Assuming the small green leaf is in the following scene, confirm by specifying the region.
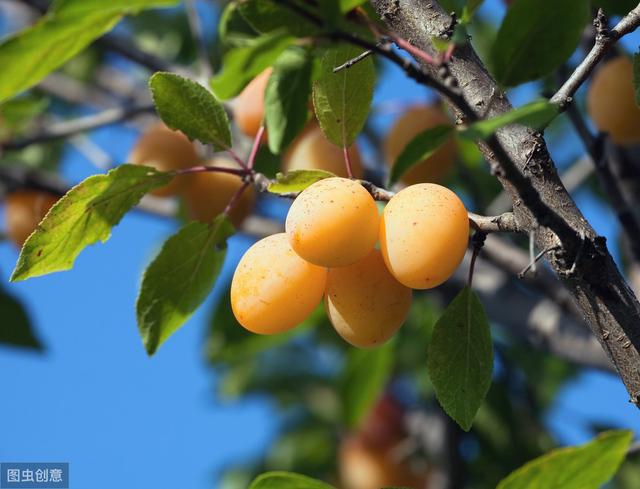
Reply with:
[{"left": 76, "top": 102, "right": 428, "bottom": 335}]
[
  {"left": 491, "top": 0, "right": 589, "bottom": 86},
  {"left": 210, "top": 30, "right": 295, "bottom": 100},
  {"left": 149, "top": 72, "right": 231, "bottom": 150},
  {"left": 313, "top": 44, "right": 375, "bottom": 147},
  {"left": 250, "top": 472, "right": 335, "bottom": 489},
  {"left": 427, "top": 286, "right": 493, "bottom": 431},
  {"left": 497, "top": 430, "right": 633, "bottom": 489},
  {"left": 633, "top": 52, "right": 640, "bottom": 107},
  {"left": 389, "top": 125, "right": 454, "bottom": 186},
  {"left": 265, "top": 46, "right": 313, "bottom": 154},
  {"left": 137, "top": 215, "right": 235, "bottom": 355},
  {"left": 460, "top": 100, "right": 558, "bottom": 140},
  {"left": 267, "top": 170, "right": 336, "bottom": 194},
  {"left": 218, "top": 2, "right": 258, "bottom": 46},
  {"left": 461, "top": 0, "right": 484, "bottom": 23},
  {"left": 341, "top": 342, "right": 394, "bottom": 428},
  {"left": 237, "top": 0, "right": 320, "bottom": 37},
  {"left": 11, "top": 165, "right": 171, "bottom": 281},
  {"left": 0, "top": 0, "right": 177, "bottom": 103},
  {"left": 339, "top": 0, "right": 367, "bottom": 13},
  {"left": 0, "top": 287, "right": 42, "bottom": 350}
]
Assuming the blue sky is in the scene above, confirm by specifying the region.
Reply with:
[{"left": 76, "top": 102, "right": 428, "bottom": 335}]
[{"left": 1, "top": 1, "right": 640, "bottom": 488}]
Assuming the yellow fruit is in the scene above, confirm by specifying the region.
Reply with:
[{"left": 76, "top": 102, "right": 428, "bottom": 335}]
[
  {"left": 339, "top": 435, "right": 427, "bottom": 489},
  {"left": 5, "top": 190, "right": 59, "bottom": 247},
  {"left": 184, "top": 158, "right": 255, "bottom": 228},
  {"left": 231, "top": 233, "right": 327, "bottom": 334},
  {"left": 128, "top": 122, "right": 199, "bottom": 197},
  {"left": 587, "top": 56, "right": 640, "bottom": 144},
  {"left": 283, "top": 123, "right": 364, "bottom": 178},
  {"left": 384, "top": 104, "right": 457, "bottom": 185},
  {"left": 285, "top": 177, "right": 379, "bottom": 267},
  {"left": 380, "top": 183, "right": 468, "bottom": 289},
  {"left": 325, "top": 250, "right": 412, "bottom": 348},
  {"left": 233, "top": 68, "right": 272, "bottom": 138}
]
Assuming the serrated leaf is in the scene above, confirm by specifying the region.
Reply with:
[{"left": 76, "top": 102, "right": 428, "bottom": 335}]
[
  {"left": 427, "top": 286, "right": 493, "bottom": 431},
  {"left": 237, "top": 0, "right": 320, "bottom": 37},
  {"left": 389, "top": 125, "right": 454, "bottom": 186},
  {"left": 313, "top": 44, "right": 375, "bottom": 147},
  {"left": 210, "top": 30, "right": 295, "bottom": 100},
  {"left": 341, "top": 342, "right": 394, "bottom": 428},
  {"left": 633, "top": 52, "right": 640, "bottom": 107},
  {"left": 267, "top": 170, "right": 336, "bottom": 194},
  {"left": 11, "top": 165, "right": 171, "bottom": 281},
  {"left": 497, "top": 430, "right": 633, "bottom": 489},
  {"left": 137, "top": 215, "right": 235, "bottom": 355},
  {"left": 265, "top": 46, "right": 313, "bottom": 153},
  {"left": 250, "top": 472, "right": 335, "bottom": 489},
  {"left": 491, "top": 0, "right": 589, "bottom": 86},
  {"left": 149, "top": 72, "right": 231, "bottom": 150},
  {"left": 460, "top": 99, "right": 558, "bottom": 140},
  {"left": 0, "top": 0, "right": 177, "bottom": 103},
  {"left": 0, "top": 287, "right": 42, "bottom": 351}
]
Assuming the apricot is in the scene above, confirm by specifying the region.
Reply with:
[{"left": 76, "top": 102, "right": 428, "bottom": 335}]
[
  {"left": 384, "top": 104, "right": 457, "bottom": 185},
  {"left": 587, "top": 56, "right": 640, "bottom": 144},
  {"left": 183, "top": 158, "right": 255, "bottom": 228},
  {"left": 325, "top": 249, "right": 412, "bottom": 348},
  {"left": 339, "top": 435, "right": 427, "bottom": 489},
  {"left": 128, "top": 122, "right": 199, "bottom": 197},
  {"left": 285, "top": 177, "right": 379, "bottom": 267},
  {"left": 5, "top": 190, "right": 58, "bottom": 247},
  {"left": 380, "top": 183, "right": 468, "bottom": 289},
  {"left": 230, "top": 233, "right": 327, "bottom": 334},
  {"left": 233, "top": 68, "right": 272, "bottom": 138},
  {"left": 283, "top": 123, "right": 364, "bottom": 178}
]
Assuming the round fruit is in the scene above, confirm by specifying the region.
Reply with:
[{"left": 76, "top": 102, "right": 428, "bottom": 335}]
[
  {"left": 283, "top": 123, "right": 364, "bottom": 179},
  {"left": 325, "top": 249, "right": 412, "bottom": 348},
  {"left": 5, "top": 190, "right": 59, "bottom": 247},
  {"left": 128, "top": 122, "right": 199, "bottom": 197},
  {"left": 285, "top": 177, "right": 379, "bottom": 267},
  {"left": 384, "top": 104, "right": 457, "bottom": 185},
  {"left": 339, "top": 435, "right": 427, "bottom": 489},
  {"left": 380, "top": 183, "right": 468, "bottom": 289},
  {"left": 587, "top": 56, "right": 640, "bottom": 145},
  {"left": 184, "top": 158, "right": 255, "bottom": 228},
  {"left": 231, "top": 233, "right": 327, "bottom": 334},
  {"left": 233, "top": 68, "right": 272, "bottom": 138}
]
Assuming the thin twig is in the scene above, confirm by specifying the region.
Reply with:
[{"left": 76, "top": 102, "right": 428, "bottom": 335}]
[
  {"left": 343, "top": 146, "right": 354, "bottom": 178},
  {"left": 333, "top": 49, "right": 374, "bottom": 72},
  {"left": 247, "top": 126, "right": 265, "bottom": 171}
]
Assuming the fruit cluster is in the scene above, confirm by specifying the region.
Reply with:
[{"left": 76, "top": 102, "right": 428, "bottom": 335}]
[{"left": 231, "top": 177, "right": 469, "bottom": 347}]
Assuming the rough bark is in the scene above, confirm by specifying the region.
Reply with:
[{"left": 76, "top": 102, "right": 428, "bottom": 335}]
[{"left": 371, "top": 0, "right": 640, "bottom": 404}]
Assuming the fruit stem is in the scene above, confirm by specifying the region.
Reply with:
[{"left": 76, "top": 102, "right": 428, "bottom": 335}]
[
  {"left": 226, "top": 148, "right": 247, "bottom": 169},
  {"left": 247, "top": 126, "right": 265, "bottom": 171},
  {"left": 176, "top": 165, "right": 249, "bottom": 177},
  {"left": 224, "top": 181, "right": 251, "bottom": 218},
  {"left": 468, "top": 230, "right": 487, "bottom": 287},
  {"left": 343, "top": 146, "right": 354, "bottom": 179}
]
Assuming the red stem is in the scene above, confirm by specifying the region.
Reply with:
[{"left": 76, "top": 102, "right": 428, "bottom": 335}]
[
  {"left": 247, "top": 126, "right": 265, "bottom": 171},
  {"left": 177, "top": 165, "right": 248, "bottom": 177},
  {"left": 224, "top": 181, "right": 250, "bottom": 217},
  {"left": 343, "top": 146, "right": 354, "bottom": 179}
]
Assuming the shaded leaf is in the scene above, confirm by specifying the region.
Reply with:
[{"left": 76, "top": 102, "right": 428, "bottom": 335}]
[
  {"left": 11, "top": 165, "right": 171, "bottom": 281},
  {"left": 265, "top": 46, "right": 313, "bottom": 153},
  {"left": 149, "top": 72, "right": 231, "bottom": 150},
  {"left": 389, "top": 125, "right": 454, "bottom": 185},
  {"left": 427, "top": 287, "right": 493, "bottom": 431},
  {"left": 137, "top": 215, "right": 235, "bottom": 355},
  {"left": 313, "top": 44, "right": 375, "bottom": 147},
  {"left": 497, "top": 430, "right": 632, "bottom": 489},
  {"left": 491, "top": 0, "right": 589, "bottom": 86},
  {"left": 0, "top": 288, "right": 42, "bottom": 350},
  {"left": 250, "top": 471, "right": 335, "bottom": 489},
  {"left": 210, "top": 30, "right": 294, "bottom": 100},
  {"left": 267, "top": 170, "right": 335, "bottom": 194},
  {"left": 238, "top": 0, "right": 320, "bottom": 37},
  {"left": 218, "top": 2, "right": 259, "bottom": 46}
]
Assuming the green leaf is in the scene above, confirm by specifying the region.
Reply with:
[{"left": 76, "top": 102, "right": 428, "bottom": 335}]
[
  {"left": 460, "top": 99, "right": 558, "bottom": 140},
  {"left": 389, "top": 125, "right": 454, "bottom": 186},
  {"left": 339, "top": 0, "right": 367, "bottom": 13},
  {"left": 137, "top": 215, "right": 235, "bottom": 355},
  {"left": 341, "top": 342, "right": 394, "bottom": 428},
  {"left": 11, "top": 165, "right": 171, "bottom": 282},
  {"left": 237, "top": 0, "right": 320, "bottom": 37},
  {"left": 250, "top": 472, "right": 335, "bottom": 489},
  {"left": 218, "top": 2, "right": 258, "bottom": 46},
  {"left": 0, "top": 287, "right": 42, "bottom": 350},
  {"left": 265, "top": 46, "right": 313, "bottom": 154},
  {"left": 497, "top": 430, "right": 633, "bottom": 489},
  {"left": 427, "top": 286, "right": 493, "bottom": 431},
  {"left": 149, "top": 72, "right": 232, "bottom": 150},
  {"left": 313, "top": 44, "right": 375, "bottom": 147},
  {"left": 267, "top": 170, "right": 336, "bottom": 194},
  {"left": 633, "top": 52, "right": 640, "bottom": 107},
  {"left": 210, "top": 30, "right": 295, "bottom": 100},
  {"left": 0, "top": 0, "right": 177, "bottom": 103},
  {"left": 490, "top": 0, "right": 589, "bottom": 86},
  {"left": 461, "top": 0, "right": 484, "bottom": 23},
  {"left": 0, "top": 96, "right": 49, "bottom": 135}
]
